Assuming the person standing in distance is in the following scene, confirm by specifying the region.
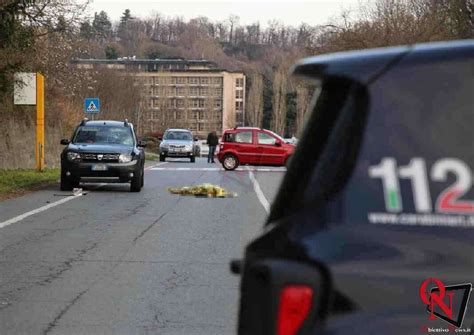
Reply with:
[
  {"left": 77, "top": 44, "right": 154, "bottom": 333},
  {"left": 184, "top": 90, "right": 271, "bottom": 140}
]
[{"left": 206, "top": 131, "right": 219, "bottom": 163}]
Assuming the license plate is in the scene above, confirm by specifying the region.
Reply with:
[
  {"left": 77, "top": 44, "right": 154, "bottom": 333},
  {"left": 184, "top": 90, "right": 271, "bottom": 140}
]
[{"left": 92, "top": 164, "right": 108, "bottom": 171}]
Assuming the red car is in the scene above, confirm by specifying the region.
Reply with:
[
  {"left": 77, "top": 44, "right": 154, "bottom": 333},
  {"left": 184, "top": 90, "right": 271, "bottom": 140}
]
[{"left": 217, "top": 127, "right": 295, "bottom": 170}]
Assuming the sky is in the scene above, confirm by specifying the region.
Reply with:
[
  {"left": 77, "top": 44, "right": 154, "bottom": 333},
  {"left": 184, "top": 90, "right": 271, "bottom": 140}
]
[{"left": 89, "top": 0, "right": 362, "bottom": 27}]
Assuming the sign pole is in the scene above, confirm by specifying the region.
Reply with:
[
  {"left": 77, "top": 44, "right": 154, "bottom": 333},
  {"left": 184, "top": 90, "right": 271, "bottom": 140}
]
[{"left": 36, "top": 73, "right": 45, "bottom": 171}]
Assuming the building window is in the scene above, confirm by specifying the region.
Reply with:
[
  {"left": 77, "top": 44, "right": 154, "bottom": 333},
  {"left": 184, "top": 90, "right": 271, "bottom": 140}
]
[
  {"left": 167, "top": 87, "right": 176, "bottom": 96},
  {"left": 236, "top": 90, "right": 244, "bottom": 99},
  {"left": 148, "top": 87, "right": 153, "bottom": 96},
  {"left": 199, "top": 100, "right": 205, "bottom": 108},
  {"left": 167, "top": 99, "right": 175, "bottom": 108},
  {"left": 236, "top": 78, "right": 244, "bottom": 88},
  {"left": 200, "top": 77, "right": 209, "bottom": 85},
  {"left": 171, "top": 77, "right": 177, "bottom": 84},
  {"left": 198, "top": 123, "right": 207, "bottom": 131},
  {"left": 177, "top": 87, "right": 186, "bottom": 96},
  {"left": 154, "top": 99, "right": 164, "bottom": 108},
  {"left": 176, "top": 111, "right": 185, "bottom": 119},
  {"left": 189, "top": 77, "right": 199, "bottom": 85},
  {"left": 177, "top": 77, "right": 187, "bottom": 84},
  {"left": 212, "top": 88, "right": 221, "bottom": 96},
  {"left": 189, "top": 111, "right": 198, "bottom": 119},
  {"left": 189, "top": 124, "right": 197, "bottom": 131},
  {"left": 191, "top": 99, "right": 199, "bottom": 108},
  {"left": 200, "top": 87, "right": 209, "bottom": 96},
  {"left": 212, "top": 77, "right": 222, "bottom": 85},
  {"left": 176, "top": 99, "right": 185, "bottom": 108},
  {"left": 235, "top": 101, "right": 243, "bottom": 110},
  {"left": 189, "top": 87, "right": 199, "bottom": 96},
  {"left": 213, "top": 100, "right": 221, "bottom": 108}
]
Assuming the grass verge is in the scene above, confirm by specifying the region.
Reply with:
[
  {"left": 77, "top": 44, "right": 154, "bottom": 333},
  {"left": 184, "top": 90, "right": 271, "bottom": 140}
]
[
  {"left": 0, "top": 168, "right": 60, "bottom": 200},
  {"left": 145, "top": 151, "right": 160, "bottom": 161}
]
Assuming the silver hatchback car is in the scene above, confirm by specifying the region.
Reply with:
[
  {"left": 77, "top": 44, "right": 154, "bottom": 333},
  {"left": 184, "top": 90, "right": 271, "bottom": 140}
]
[{"left": 159, "top": 129, "right": 200, "bottom": 162}]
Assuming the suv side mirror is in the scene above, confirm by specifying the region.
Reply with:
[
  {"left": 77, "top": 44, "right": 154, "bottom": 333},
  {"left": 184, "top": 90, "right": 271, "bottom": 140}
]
[
  {"left": 138, "top": 140, "right": 147, "bottom": 148},
  {"left": 60, "top": 139, "right": 70, "bottom": 145},
  {"left": 275, "top": 141, "right": 282, "bottom": 147},
  {"left": 194, "top": 137, "right": 199, "bottom": 141}
]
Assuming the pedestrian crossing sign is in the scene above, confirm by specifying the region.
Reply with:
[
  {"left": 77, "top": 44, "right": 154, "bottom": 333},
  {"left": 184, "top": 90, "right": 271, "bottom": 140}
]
[{"left": 84, "top": 98, "right": 100, "bottom": 113}]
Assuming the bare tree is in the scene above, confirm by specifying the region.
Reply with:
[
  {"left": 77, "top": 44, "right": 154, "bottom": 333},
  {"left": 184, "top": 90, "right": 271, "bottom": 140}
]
[
  {"left": 271, "top": 67, "right": 287, "bottom": 135},
  {"left": 227, "top": 15, "right": 239, "bottom": 44},
  {"left": 246, "top": 72, "right": 264, "bottom": 127}
]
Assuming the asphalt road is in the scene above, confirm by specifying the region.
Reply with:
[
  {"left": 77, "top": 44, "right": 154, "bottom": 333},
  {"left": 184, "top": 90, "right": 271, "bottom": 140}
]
[{"left": 0, "top": 158, "right": 286, "bottom": 335}]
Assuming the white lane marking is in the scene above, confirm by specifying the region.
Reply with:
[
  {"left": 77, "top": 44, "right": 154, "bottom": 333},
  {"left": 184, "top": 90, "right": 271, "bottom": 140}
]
[
  {"left": 0, "top": 183, "right": 108, "bottom": 229},
  {"left": 0, "top": 195, "right": 82, "bottom": 229},
  {"left": 248, "top": 170, "right": 271, "bottom": 214},
  {"left": 145, "top": 162, "right": 168, "bottom": 171}
]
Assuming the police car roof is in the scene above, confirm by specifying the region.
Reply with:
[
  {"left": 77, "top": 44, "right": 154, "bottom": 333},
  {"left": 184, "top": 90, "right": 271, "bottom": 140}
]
[{"left": 292, "top": 39, "right": 474, "bottom": 84}]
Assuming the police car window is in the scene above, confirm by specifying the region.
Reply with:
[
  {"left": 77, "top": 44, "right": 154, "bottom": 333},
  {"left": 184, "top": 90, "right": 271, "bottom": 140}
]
[
  {"left": 307, "top": 58, "right": 474, "bottom": 228},
  {"left": 235, "top": 131, "right": 253, "bottom": 144},
  {"left": 258, "top": 132, "right": 276, "bottom": 145}
]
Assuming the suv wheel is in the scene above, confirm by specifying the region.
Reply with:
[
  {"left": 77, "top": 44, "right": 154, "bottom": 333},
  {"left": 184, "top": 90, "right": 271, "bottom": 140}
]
[
  {"left": 190, "top": 156, "right": 195, "bottom": 163},
  {"left": 160, "top": 155, "right": 165, "bottom": 162},
  {"left": 60, "top": 169, "right": 78, "bottom": 191},
  {"left": 223, "top": 154, "right": 239, "bottom": 171},
  {"left": 130, "top": 168, "right": 143, "bottom": 192}
]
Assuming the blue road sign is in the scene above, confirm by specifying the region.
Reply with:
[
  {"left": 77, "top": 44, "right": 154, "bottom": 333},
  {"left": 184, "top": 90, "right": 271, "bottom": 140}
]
[{"left": 84, "top": 98, "right": 100, "bottom": 113}]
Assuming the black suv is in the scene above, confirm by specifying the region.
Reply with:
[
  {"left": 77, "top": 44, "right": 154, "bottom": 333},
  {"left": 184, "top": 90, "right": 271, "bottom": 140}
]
[
  {"left": 60, "top": 119, "right": 146, "bottom": 192},
  {"left": 234, "top": 40, "right": 474, "bottom": 334}
]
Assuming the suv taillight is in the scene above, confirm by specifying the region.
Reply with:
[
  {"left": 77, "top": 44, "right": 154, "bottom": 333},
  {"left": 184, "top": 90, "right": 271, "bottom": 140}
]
[{"left": 277, "top": 285, "right": 313, "bottom": 335}]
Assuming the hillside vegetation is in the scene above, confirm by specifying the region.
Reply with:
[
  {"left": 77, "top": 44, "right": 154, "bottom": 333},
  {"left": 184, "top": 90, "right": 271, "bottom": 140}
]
[{"left": 0, "top": 0, "right": 472, "bottom": 168}]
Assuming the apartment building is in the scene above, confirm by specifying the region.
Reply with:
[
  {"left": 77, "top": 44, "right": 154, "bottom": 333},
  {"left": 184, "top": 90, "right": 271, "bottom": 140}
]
[{"left": 74, "top": 58, "right": 246, "bottom": 137}]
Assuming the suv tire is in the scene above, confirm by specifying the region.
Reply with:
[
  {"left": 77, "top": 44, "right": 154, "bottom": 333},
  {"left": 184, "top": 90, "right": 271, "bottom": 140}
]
[
  {"left": 190, "top": 156, "right": 195, "bottom": 163},
  {"left": 160, "top": 155, "right": 165, "bottom": 162},
  {"left": 60, "top": 169, "right": 79, "bottom": 191},
  {"left": 130, "top": 168, "right": 143, "bottom": 192},
  {"left": 222, "top": 154, "right": 239, "bottom": 171}
]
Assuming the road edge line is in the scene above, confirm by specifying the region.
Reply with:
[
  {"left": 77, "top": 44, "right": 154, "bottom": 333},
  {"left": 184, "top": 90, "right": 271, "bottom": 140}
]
[
  {"left": 145, "top": 162, "right": 168, "bottom": 171},
  {"left": 0, "top": 195, "right": 81, "bottom": 229},
  {"left": 248, "top": 170, "right": 270, "bottom": 214}
]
